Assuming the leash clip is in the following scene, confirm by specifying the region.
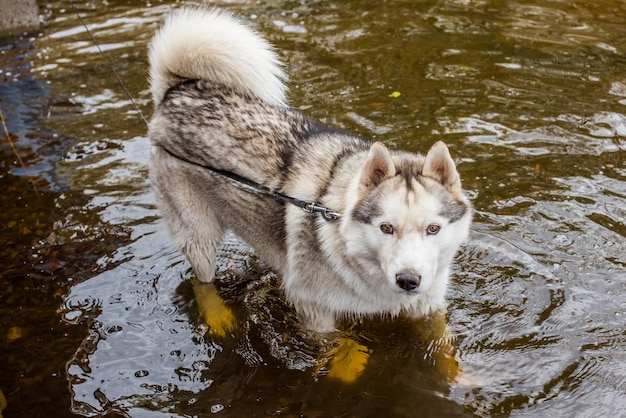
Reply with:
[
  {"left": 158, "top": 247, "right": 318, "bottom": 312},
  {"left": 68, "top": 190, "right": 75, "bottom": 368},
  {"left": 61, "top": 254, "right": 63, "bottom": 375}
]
[{"left": 302, "top": 201, "right": 341, "bottom": 222}]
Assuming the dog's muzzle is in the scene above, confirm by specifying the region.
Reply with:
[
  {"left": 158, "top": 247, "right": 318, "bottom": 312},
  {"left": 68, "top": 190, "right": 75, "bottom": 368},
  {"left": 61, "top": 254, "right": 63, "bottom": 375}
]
[{"left": 395, "top": 270, "right": 421, "bottom": 292}]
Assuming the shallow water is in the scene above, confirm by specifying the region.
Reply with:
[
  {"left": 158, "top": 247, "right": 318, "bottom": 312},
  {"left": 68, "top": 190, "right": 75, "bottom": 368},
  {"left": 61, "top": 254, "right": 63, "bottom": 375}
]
[{"left": 1, "top": 0, "right": 625, "bottom": 417}]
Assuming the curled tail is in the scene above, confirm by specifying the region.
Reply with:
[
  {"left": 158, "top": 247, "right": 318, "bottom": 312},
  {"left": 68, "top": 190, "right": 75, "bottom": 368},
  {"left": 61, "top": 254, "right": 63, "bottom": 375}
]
[{"left": 148, "top": 7, "right": 287, "bottom": 106}]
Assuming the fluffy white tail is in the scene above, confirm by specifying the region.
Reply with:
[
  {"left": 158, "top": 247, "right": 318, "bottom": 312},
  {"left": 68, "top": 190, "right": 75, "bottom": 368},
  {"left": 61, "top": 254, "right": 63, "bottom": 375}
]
[{"left": 149, "top": 8, "right": 287, "bottom": 106}]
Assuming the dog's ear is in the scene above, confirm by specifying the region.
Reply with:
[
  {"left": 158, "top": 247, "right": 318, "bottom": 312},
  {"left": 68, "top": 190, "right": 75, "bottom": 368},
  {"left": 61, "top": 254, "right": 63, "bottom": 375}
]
[
  {"left": 360, "top": 142, "right": 395, "bottom": 189},
  {"left": 423, "top": 141, "right": 461, "bottom": 192}
]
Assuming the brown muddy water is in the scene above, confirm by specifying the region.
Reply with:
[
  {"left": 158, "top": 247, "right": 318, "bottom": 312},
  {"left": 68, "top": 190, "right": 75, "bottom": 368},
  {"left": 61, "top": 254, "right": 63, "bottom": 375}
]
[{"left": 1, "top": 0, "right": 625, "bottom": 417}]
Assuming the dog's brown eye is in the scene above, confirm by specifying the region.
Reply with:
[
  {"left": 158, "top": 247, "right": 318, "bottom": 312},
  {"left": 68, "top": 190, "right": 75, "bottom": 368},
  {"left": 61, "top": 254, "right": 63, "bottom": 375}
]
[
  {"left": 380, "top": 223, "right": 394, "bottom": 235},
  {"left": 427, "top": 224, "right": 441, "bottom": 235}
]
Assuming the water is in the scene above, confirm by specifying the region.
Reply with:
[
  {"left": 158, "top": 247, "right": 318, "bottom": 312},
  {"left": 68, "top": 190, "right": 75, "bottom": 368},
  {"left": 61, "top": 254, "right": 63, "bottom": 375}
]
[{"left": 1, "top": 0, "right": 625, "bottom": 416}]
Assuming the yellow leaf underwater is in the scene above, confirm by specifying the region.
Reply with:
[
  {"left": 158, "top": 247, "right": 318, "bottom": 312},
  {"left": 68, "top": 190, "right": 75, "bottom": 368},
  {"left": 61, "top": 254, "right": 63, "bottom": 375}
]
[{"left": 7, "top": 326, "right": 22, "bottom": 342}]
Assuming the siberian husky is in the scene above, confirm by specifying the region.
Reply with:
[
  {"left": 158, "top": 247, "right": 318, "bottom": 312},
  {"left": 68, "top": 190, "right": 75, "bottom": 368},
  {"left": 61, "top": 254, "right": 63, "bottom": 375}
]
[{"left": 148, "top": 8, "right": 472, "bottom": 334}]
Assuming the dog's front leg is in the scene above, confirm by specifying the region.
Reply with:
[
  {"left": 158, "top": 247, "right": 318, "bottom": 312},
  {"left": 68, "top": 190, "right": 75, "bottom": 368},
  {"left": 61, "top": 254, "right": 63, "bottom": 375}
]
[
  {"left": 293, "top": 301, "right": 336, "bottom": 334},
  {"left": 410, "top": 310, "right": 474, "bottom": 384},
  {"left": 418, "top": 311, "right": 459, "bottom": 380},
  {"left": 321, "top": 336, "right": 370, "bottom": 384},
  {"left": 293, "top": 302, "right": 371, "bottom": 384}
]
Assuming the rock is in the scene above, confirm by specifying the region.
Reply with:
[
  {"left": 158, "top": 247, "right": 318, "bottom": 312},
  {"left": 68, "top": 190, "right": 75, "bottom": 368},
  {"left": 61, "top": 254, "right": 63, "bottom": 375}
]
[{"left": 0, "top": 0, "right": 39, "bottom": 37}]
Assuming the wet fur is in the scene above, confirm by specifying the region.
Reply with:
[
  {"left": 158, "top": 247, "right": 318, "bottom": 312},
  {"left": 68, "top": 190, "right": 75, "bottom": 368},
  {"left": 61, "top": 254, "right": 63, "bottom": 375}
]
[{"left": 149, "top": 8, "right": 472, "bottom": 333}]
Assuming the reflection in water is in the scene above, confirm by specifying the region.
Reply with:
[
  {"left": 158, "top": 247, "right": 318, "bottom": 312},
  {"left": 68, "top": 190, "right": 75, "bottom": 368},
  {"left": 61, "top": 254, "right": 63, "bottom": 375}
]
[{"left": 1, "top": 0, "right": 625, "bottom": 417}]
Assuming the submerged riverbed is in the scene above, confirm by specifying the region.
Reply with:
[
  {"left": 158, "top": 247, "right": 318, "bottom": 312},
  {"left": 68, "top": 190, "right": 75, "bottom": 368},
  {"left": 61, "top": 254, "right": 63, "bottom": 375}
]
[{"left": 1, "top": 0, "right": 625, "bottom": 416}]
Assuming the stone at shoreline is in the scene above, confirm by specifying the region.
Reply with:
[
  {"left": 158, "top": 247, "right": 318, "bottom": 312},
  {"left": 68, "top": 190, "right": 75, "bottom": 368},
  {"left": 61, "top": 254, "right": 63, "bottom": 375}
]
[{"left": 0, "top": 0, "right": 39, "bottom": 37}]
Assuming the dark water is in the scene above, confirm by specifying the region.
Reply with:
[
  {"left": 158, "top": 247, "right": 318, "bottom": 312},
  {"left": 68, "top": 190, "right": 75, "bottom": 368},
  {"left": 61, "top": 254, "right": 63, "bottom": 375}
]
[{"left": 1, "top": 0, "right": 625, "bottom": 417}]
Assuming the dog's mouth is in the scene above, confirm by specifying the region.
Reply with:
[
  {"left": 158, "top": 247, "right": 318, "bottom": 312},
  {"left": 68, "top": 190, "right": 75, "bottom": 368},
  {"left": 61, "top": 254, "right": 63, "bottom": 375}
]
[{"left": 396, "top": 288, "right": 421, "bottom": 296}]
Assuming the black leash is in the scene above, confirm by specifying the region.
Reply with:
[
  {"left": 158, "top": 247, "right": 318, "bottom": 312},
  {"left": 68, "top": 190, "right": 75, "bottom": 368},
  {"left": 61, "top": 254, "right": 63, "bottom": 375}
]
[
  {"left": 159, "top": 146, "right": 342, "bottom": 222},
  {"left": 71, "top": 3, "right": 342, "bottom": 223}
]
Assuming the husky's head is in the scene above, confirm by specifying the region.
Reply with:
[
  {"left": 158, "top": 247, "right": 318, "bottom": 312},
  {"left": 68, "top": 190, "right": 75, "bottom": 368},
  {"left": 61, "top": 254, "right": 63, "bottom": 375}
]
[{"left": 343, "top": 141, "right": 471, "bottom": 306}]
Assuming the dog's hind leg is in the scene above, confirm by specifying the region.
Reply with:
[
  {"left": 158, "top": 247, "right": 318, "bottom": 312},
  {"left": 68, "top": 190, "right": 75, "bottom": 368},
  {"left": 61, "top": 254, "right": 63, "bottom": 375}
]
[
  {"left": 170, "top": 204, "right": 238, "bottom": 336},
  {"left": 152, "top": 148, "right": 224, "bottom": 283},
  {"left": 168, "top": 194, "right": 224, "bottom": 283},
  {"left": 178, "top": 215, "right": 223, "bottom": 283},
  {"left": 193, "top": 278, "right": 236, "bottom": 337}
]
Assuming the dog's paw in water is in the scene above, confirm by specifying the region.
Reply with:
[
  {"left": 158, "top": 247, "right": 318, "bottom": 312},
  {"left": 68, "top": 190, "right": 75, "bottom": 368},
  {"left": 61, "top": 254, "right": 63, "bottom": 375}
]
[
  {"left": 413, "top": 311, "right": 479, "bottom": 386},
  {"left": 192, "top": 280, "right": 236, "bottom": 337},
  {"left": 322, "top": 337, "right": 370, "bottom": 384}
]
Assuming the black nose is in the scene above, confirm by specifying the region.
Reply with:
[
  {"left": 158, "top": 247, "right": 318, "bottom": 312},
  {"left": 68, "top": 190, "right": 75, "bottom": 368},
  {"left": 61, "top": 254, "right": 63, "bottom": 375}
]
[{"left": 396, "top": 271, "right": 421, "bottom": 291}]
